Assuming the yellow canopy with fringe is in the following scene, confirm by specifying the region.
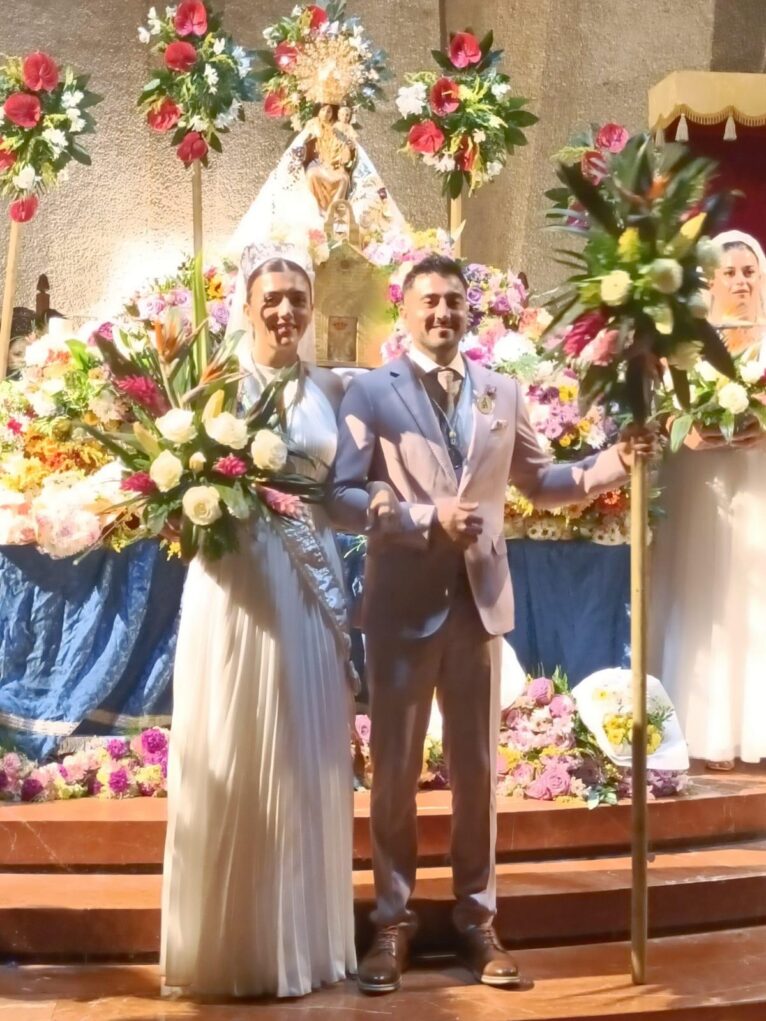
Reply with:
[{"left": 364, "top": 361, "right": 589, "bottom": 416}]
[{"left": 649, "top": 70, "right": 766, "bottom": 132}]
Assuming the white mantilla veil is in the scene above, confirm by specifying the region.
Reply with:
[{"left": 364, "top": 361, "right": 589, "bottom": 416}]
[
  {"left": 710, "top": 229, "right": 766, "bottom": 327},
  {"left": 226, "top": 240, "right": 317, "bottom": 369}
]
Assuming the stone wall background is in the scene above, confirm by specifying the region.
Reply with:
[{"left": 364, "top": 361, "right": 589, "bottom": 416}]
[{"left": 0, "top": 0, "right": 761, "bottom": 320}]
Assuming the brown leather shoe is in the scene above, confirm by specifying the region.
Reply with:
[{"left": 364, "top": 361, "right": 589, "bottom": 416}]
[
  {"left": 460, "top": 926, "right": 521, "bottom": 987},
  {"left": 357, "top": 923, "right": 410, "bottom": 994}
]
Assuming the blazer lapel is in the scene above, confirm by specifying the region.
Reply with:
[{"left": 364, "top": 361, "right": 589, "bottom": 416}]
[
  {"left": 460, "top": 360, "right": 494, "bottom": 490},
  {"left": 389, "top": 356, "right": 457, "bottom": 489}
]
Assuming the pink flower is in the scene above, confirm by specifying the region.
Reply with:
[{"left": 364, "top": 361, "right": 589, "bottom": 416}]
[
  {"left": 165, "top": 40, "right": 198, "bottom": 73},
  {"left": 355, "top": 714, "right": 371, "bottom": 745},
  {"left": 3, "top": 92, "right": 42, "bottom": 129},
  {"left": 549, "top": 693, "right": 575, "bottom": 718},
  {"left": 177, "top": 131, "right": 208, "bottom": 166},
  {"left": 275, "top": 41, "right": 299, "bottom": 71},
  {"left": 147, "top": 98, "right": 182, "bottom": 133},
  {"left": 525, "top": 775, "right": 553, "bottom": 801},
  {"left": 115, "top": 376, "right": 170, "bottom": 416},
  {"left": 257, "top": 485, "right": 306, "bottom": 520},
  {"left": 107, "top": 766, "right": 132, "bottom": 796},
  {"left": 596, "top": 122, "right": 630, "bottom": 154},
  {"left": 174, "top": 0, "right": 208, "bottom": 37},
  {"left": 581, "top": 328, "right": 620, "bottom": 367},
  {"left": 388, "top": 283, "right": 403, "bottom": 304},
  {"left": 107, "top": 738, "right": 130, "bottom": 760},
  {"left": 264, "top": 88, "right": 291, "bottom": 119},
  {"left": 448, "top": 32, "right": 482, "bottom": 69},
  {"left": 563, "top": 310, "right": 608, "bottom": 358},
  {"left": 20, "top": 777, "right": 44, "bottom": 802},
  {"left": 581, "top": 149, "right": 608, "bottom": 185},
  {"left": 527, "top": 676, "right": 554, "bottom": 707},
  {"left": 137, "top": 728, "right": 169, "bottom": 766},
  {"left": 213, "top": 454, "right": 248, "bottom": 477},
  {"left": 9, "top": 195, "right": 39, "bottom": 223},
  {"left": 510, "top": 762, "right": 535, "bottom": 788},
  {"left": 22, "top": 52, "right": 59, "bottom": 92},
  {"left": 408, "top": 120, "right": 445, "bottom": 155},
  {"left": 121, "top": 471, "right": 158, "bottom": 495},
  {"left": 306, "top": 5, "right": 328, "bottom": 30},
  {"left": 7, "top": 418, "right": 23, "bottom": 435},
  {"left": 540, "top": 763, "right": 571, "bottom": 798},
  {"left": 0, "top": 140, "right": 17, "bottom": 173},
  {"left": 430, "top": 77, "right": 461, "bottom": 116}
]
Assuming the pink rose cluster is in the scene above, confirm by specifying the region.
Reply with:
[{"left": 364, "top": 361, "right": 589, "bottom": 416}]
[{"left": 580, "top": 122, "right": 630, "bottom": 185}]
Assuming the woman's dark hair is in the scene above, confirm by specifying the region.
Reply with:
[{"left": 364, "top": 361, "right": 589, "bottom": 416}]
[
  {"left": 246, "top": 258, "right": 313, "bottom": 302},
  {"left": 722, "top": 240, "right": 759, "bottom": 262},
  {"left": 402, "top": 254, "right": 467, "bottom": 294}
]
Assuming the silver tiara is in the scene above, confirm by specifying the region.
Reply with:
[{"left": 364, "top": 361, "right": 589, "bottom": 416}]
[{"left": 240, "top": 241, "right": 315, "bottom": 281}]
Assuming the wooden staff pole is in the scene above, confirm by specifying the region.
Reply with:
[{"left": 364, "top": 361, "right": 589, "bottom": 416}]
[
  {"left": 0, "top": 220, "right": 22, "bottom": 380},
  {"left": 450, "top": 192, "right": 463, "bottom": 258},
  {"left": 630, "top": 450, "right": 649, "bottom": 985},
  {"left": 191, "top": 159, "right": 203, "bottom": 260}
]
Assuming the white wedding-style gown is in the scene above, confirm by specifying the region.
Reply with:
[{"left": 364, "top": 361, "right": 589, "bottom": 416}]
[
  {"left": 161, "top": 372, "right": 356, "bottom": 998},
  {"left": 650, "top": 390, "right": 766, "bottom": 763}
]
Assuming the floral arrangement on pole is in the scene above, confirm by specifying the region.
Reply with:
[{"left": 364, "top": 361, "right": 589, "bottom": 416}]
[
  {"left": 137, "top": 1, "right": 256, "bottom": 167},
  {"left": 393, "top": 30, "right": 537, "bottom": 197},
  {"left": 545, "top": 132, "right": 736, "bottom": 421},
  {"left": 255, "top": 0, "right": 388, "bottom": 129},
  {"left": 0, "top": 52, "right": 100, "bottom": 222}
]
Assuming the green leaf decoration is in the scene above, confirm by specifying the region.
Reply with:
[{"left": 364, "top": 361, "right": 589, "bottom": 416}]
[{"left": 669, "top": 413, "right": 694, "bottom": 452}]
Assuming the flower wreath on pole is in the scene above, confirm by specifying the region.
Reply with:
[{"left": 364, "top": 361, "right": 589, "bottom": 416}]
[
  {"left": 137, "top": 1, "right": 256, "bottom": 168},
  {"left": 545, "top": 131, "right": 736, "bottom": 986},
  {"left": 393, "top": 30, "right": 538, "bottom": 200},
  {"left": 254, "top": 1, "right": 388, "bottom": 129},
  {"left": 0, "top": 52, "right": 100, "bottom": 378}
]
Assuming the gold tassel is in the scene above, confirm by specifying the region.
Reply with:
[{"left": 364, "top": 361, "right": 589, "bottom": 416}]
[
  {"left": 675, "top": 114, "right": 688, "bottom": 142},
  {"left": 724, "top": 114, "right": 737, "bottom": 141}
]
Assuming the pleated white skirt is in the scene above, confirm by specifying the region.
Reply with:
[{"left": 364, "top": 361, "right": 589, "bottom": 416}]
[{"left": 161, "top": 513, "right": 356, "bottom": 998}]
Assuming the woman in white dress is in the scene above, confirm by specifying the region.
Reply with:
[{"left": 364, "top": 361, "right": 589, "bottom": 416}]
[
  {"left": 161, "top": 245, "right": 357, "bottom": 998},
  {"left": 650, "top": 230, "right": 766, "bottom": 770}
]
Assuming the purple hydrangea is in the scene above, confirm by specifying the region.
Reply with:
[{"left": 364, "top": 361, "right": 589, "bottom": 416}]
[
  {"left": 140, "top": 728, "right": 169, "bottom": 765},
  {"left": 107, "top": 738, "right": 130, "bottom": 760},
  {"left": 0, "top": 769, "right": 8, "bottom": 791},
  {"left": 108, "top": 767, "right": 131, "bottom": 796},
  {"left": 20, "top": 777, "right": 44, "bottom": 802}
]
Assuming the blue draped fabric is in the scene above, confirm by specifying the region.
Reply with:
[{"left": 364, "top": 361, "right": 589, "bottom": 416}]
[
  {"left": 0, "top": 537, "right": 629, "bottom": 759},
  {"left": 0, "top": 542, "right": 185, "bottom": 759},
  {"left": 505, "top": 539, "right": 630, "bottom": 684}
]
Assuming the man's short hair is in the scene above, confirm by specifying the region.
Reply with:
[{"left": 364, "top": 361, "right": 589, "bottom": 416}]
[{"left": 401, "top": 254, "right": 467, "bottom": 295}]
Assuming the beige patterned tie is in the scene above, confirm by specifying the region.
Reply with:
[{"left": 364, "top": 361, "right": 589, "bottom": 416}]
[{"left": 435, "top": 368, "right": 461, "bottom": 418}]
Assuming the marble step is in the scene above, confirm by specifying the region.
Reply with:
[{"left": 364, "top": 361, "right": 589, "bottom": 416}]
[
  {"left": 2, "top": 841, "right": 765, "bottom": 958},
  {"left": 2, "top": 764, "right": 765, "bottom": 870}
]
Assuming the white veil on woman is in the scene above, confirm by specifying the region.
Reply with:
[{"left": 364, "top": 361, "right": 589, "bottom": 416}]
[{"left": 710, "top": 229, "right": 766, "bottom": 325}]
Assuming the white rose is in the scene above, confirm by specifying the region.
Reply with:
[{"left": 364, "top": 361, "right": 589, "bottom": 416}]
[
  {"left": 600, "top": 269, "right": 633, "bottom": 306},
  {"left": 740, "top": 361, "right": 764, "bottom": 384},
  {"left": 697, "top": 237, "right": 722, "bottom": 277},
  {"left": 492, "top": 331, "right": 535, "bottom": 364},
  {"left": 188, "top": 451, "right": 207, "bottom": 473},
  {"left": 717, "top": 381, "right": 749, "bottom": 415},
  {"left": 395, "top": 82, "right": 427, "bottom": 118},
  {"left": 137, "top": 26, "right": 151, "bottom": 43},
  {"left": 149, "top": 450, "right": 184, "bottom": 492},
  {"left": 491, "top": 82, "right": 511, "bottom": 99},
  {"left": 12, "top": 165, "right": 38, "bottom": 192},
  {"left": 697, "top": 360, "right": 721, "bottom": 383},
  {"left": 156, "top": 408, "right": 197, "bottom": 445},
  {"left": 250, "top": 429, "right": 288, "bottom": 471},
  {"left": 205, "top": 412, "right": 248, "bottom": 450},
  {"left": 687, "top": 290, "right": 710, "bottom": 319},
  {"left": 536, "top": 359, "right": 556, "bottom": 380},
  {"left": 648, "top": 258, "right": 683, "bottom": 295},
  {"left": 182, "top": 486, "right": 222, "bottom": 527}
]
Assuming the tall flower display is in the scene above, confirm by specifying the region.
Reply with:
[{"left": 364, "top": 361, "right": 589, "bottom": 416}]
[
  {"left": 255, "top": 0, "right": 388, "bottom": 128},
  {"left": 393, "top": 30, "right": 537, "bottom": 197},
  {"left": 0, "top": 51, "right": 100, "bottom": 221},
  {"left": 137, "top": 1, "right": 256, "bottom": 166}
]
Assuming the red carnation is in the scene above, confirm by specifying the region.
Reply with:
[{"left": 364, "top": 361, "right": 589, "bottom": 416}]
[
  {"left": 407, "top": 120, "right": 445, "bottom": 155},
  {"left": 264, "top": 88, "right": 291, "bottom": 118},
  {"left": 147, "top": 98, "right": 182, "bottom": 133},
  {"left": 121, "top": 471, "right": 158, "bottom": 496},
  {"left": 213, "top": 454, "right": 248, "bottom": 477},
  {"left": 9, "top": 195, "right": 39, "bottom": 223},
  {"left": 22, "top": 52, "right": 59, "bottom": 92},
  {"left": 455, "top": 136, "right": 477, "bottom": 172},
  {"left": 115, "top": 376, "right": 170, "bottom": 416},
  {"left": 177, "top": 131, "right": 208, "bottom": 165},
  {"left": 430, "top": 77, "right": 461, "bottom": 116},
  {"left": 274, "top": 41, "right": 300, "bottom": 71},
  {"left": 581, "top": 149, "right": 608, "bottom": 185},
  {"left": 174, "top": 0, "right": 208, "bottom": 37},
  {"left": 306, "top": 5, "right": 328, "bottom": 30},
  {"left": 595, "top": 122, "right": 629, "bottom": 154},
  {"left": 0, "top": 142, "right": 17, "bottom": 173},
  {"left": 165, "top": 40, "right": 198, "bottom": 73},
  {"left": 563, "top": 310, "right": 608, "bottom": 358},
  {"left": 3, "top": 92, "right": 42, "bottom": 129},
  {"left": 448, "top": 32, "right": 482, "bottom": 69}
]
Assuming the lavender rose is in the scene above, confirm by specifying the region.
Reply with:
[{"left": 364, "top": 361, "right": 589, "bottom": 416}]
[
  {"left": 540, "top": 763, "right": 571, "bottom": 798},
  {"left": 549, "top": 693, "right": 575, "bottom": 718},
  {"left": 527, "top": 676, "right": 554, "bottom": 707}
]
